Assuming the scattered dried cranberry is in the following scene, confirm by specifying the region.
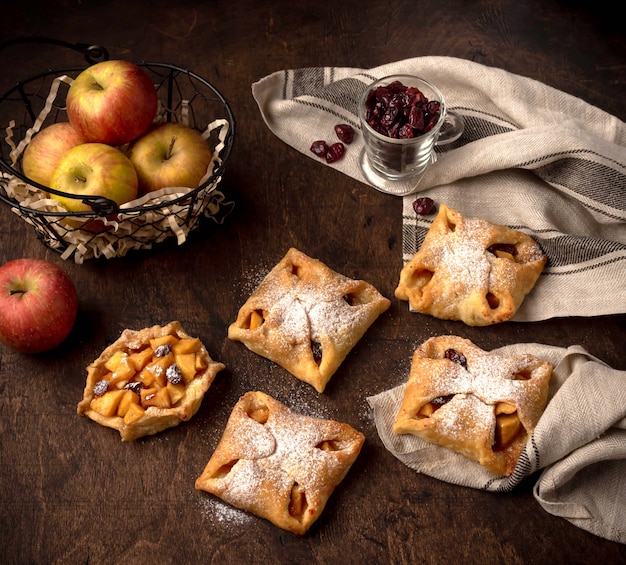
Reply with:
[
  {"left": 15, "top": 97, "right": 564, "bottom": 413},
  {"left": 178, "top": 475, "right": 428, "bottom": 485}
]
[
  {"left": 166, "top": 364, "right": 183, "bottom": 385},
  {"left": 444, "top": 348, "right": 468, "bottom": 369},
  {"left": 364, "top": 80, "right": 441, "bottom": 139},
  {"left": 310, "top": 140, "right": 328, "bottom": 158},
  {"left": 325, "top": 142, "right": 345, "bottom": 163},
  {"left": 487, "top": 243, "right": 518, "bottom": 257},
  {"left": 334, "top": 124, "right": 354, "bottom": 144},
  {"left": 154, "top": 344, "right": 172, "bottom": 357},
  {"left": 93, "top": 379, "right": 109, "bottom": 397},
  {"left": 124, "top": 381, "right": 144, "bottom": 396},
  {"left": 412, "top": 197, "right": 436, "bottom": 216}
]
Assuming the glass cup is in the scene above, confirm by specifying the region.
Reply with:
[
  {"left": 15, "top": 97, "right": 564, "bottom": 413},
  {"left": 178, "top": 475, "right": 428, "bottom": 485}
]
[{"left": 358, "top": 74, "right": 464, "bottom": 196}]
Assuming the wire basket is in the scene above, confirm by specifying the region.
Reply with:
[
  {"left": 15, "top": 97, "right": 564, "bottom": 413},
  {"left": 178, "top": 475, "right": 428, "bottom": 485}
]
[{"left": 0, "top": 38, "right": 235, "bottom": 263}]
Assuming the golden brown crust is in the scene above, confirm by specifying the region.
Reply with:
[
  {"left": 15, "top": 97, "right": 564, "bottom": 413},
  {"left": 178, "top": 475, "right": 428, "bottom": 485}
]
[
  {"left": 195, "top": 391, "right": 365, "bottom": 535},
  {"left": 393, "top": 336, "right": 552, "bottom": 476},
  {"left": 395, "top": 204, "right": 546, "bottom": 326},
  {"left": 77, "top": 321, "right": 225, "bottom": 441},
  {"left": 228, "top": 248, "right": 390, "bottom": 392}
]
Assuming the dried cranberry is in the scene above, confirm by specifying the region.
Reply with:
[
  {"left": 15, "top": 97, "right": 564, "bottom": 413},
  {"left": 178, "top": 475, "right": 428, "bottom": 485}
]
[
  {"left": 310, "top": 341, "right": 322, "bottom": 365},
  {"left": 154, "top": 344, "right": 172, "bottom": 357},
  {"left": 412, "top": 197, "right": 436, "bottom": 216},
  {"left": 487, "top": 243, "right": 518, "bottom": 257},
  {"left": 310, "top": 140, "right": 328, "bottom": 158},
  {"left": 124, "top": 381, "right": 144, "bottom": 396},
  {"left": 364, "top": 80, "right": 441, "bottom": 139},
  {"left": 444, "top": 348, "right": 468, "bottom": 369},
  {"left": 431, "top": 394, "right": 454, "bottom": 407},
  {"left": 334, "top": 124, "right": 354, "bottom": 144},
  {"left": 325, "top": 142, "right": 345, "bottom": 163},
  {"left": 166, "top": 364, "right": 183, "bottom": 385},
  {"left": 93, "top": 379, "right": 109, "bottom": 397}
]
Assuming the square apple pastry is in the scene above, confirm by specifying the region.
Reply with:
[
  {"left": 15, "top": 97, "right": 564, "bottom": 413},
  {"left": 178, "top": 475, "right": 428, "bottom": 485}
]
[
  {"left": 195, "top": 391, "right": 365, "bottom": 535},
  {"left": 393, "top": 335, "right": 552, "bottom": 476},
  {"left": 228, "top": 247, "right": 391, "bottom": 392},
  {"left": 77, "top": 321, "right": 225, "bottom": 441},
  {"left": 395, "top": 204, "right": 547, "bottom": 326}
]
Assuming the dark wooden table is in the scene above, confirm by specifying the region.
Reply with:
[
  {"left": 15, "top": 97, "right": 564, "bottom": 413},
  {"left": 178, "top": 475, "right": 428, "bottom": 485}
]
[{"left": 1, "top": 1, "right": 624, "bottom": 563}]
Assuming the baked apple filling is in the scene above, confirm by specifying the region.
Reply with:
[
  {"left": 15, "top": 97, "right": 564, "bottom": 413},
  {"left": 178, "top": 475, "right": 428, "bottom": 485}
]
[
  {"left": 487, "top": 243, "right": 518, "bottom": 261},
  {"left": 88, "top": 334, "right": 208, "bottom": 422},
  {"left": 493, "top": 402, "right": 523, "bottom": 451},
  {"left": 78, "top": 321, "right": 225, "bottom": 441}
]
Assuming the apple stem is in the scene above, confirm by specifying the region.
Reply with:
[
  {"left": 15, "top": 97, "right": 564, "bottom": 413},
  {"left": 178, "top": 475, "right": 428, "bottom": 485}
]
[{"left": 166, "top": 136, "right": 177, "bottom": 160}]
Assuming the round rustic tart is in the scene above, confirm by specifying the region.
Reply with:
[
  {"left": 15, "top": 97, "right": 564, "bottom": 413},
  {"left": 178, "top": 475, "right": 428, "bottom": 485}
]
[{"left": 77, "top": 321, "right": 225, "bottom": 441}]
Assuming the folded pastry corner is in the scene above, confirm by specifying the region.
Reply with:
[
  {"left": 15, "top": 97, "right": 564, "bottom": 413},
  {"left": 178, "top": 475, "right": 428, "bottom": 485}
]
[
  {"left": 393, "top": 335, "right": 552, "bottom": 476},
  {"left": 77, "top": 321, "right": 225, "bottom": 441},
  {"left": 395, "top": 204, "right": 546, "bottom": 326},
  {"left": 228, "top": 247, "right": 391, "bottom": 392},
  {"left": 195, "top": 391, "right": 365, "bottom": 535}
]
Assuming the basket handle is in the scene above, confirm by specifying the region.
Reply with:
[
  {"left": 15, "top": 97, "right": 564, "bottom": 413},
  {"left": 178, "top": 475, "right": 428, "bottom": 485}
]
[{"left": 0, "top": 36, "right": 109, "bottom": 64}]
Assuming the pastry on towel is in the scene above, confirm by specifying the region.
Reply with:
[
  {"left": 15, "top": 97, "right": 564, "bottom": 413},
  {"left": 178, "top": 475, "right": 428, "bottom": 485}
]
[
  {"left": 395, "top": 204, "right": 546, "bottom": 326},
  {"left": 195, "top": 391, "right": 365, "bottom": 535},
  {"left": 228, "top": 247, "right": 391, "bottom": 392},
  {"left": 77, "top": 321, "right": 225, "bottom": 441},
  {"left": 393, "top": 335, "right": 552, "bottom": 476}
]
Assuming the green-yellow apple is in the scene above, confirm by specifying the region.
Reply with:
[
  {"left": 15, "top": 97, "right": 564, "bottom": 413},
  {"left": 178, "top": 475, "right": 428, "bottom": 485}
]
[
  {"left": 127, "top": 122, "right": 212, "bottom": 195},
  {"left": 49, "top": 143, "right": 138, "bottom": 212},
  {"left": 0, "top": 258, "right": 78, "bottom": 354},
  {"left": 66, "top": 60, "right": 158, "bottom": 146},
  {"left": 22, "top": 122, "right": 86, "bottom": 187}
]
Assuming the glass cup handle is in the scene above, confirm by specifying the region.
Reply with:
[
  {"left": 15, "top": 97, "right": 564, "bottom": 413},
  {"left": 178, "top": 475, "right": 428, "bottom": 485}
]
[{"left": 435, "top": 110, "right": 464, "bottom": 146}]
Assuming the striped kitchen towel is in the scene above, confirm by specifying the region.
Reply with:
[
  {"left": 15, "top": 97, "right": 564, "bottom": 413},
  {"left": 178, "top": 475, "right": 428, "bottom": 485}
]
[{"left": 252, "top": 57, "right": 626, "bottom": 320}]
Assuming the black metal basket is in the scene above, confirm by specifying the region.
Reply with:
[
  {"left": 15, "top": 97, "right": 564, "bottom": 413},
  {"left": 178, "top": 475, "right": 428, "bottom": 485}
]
[{"left": 0, "top": 38, "right": 235, "bottom": 262}]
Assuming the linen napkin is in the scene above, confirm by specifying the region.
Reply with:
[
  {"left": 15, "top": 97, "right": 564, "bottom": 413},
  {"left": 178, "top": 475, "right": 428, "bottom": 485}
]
[
  {"left": 367, "top": 342, "right": 626, "bottom": 544},
  {"left": 252, "top": 56, "right": 626, "bottom": 321}
]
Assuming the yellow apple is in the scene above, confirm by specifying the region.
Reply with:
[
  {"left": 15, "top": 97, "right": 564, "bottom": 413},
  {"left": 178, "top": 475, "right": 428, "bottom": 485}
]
[
  {"left": 127, "top": 122, "right": 212, "bottom": 195},
  {"left": 49, "top": 143, "right": 138, "bottom": 212},
  {"left": 22, "top": 122, "right": 85, "bottom": 187}
]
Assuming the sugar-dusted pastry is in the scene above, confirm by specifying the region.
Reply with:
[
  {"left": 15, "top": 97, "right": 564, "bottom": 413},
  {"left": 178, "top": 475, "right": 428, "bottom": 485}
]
[
  {"left": 394, "top": 336, "right": 552, "bottom": 476},
  {"left": 77, "top": 321, "right": 225, "bottom": 441},
  {"left": 195, "top": 391, "right": 365, "bottom": 535},
  {"left": 395, "top": 204, "right": 546, "bottom": 326},
  {"left": 228, "top": 248, "right": 390, "bottom": 392}
]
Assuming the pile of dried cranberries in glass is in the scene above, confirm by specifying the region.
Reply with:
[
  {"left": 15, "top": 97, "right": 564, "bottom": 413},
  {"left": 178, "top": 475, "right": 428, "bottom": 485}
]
[{"left": 363, "top": 80, "right": 441, "bottom": 139}]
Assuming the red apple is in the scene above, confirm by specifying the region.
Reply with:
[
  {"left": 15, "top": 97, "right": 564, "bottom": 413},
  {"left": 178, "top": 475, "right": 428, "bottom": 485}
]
[
  {"left": 127, "top": 122, "right": 212, "bottom": 195},
  {"left": 0, "top": 258, "right": 78, "bottom": 354},
  {"left": 22, "top": 122, "right": 86, "bottom": 187},
  {"left": 49, "top": 143, "right": 138, "bottom": 212},
  {"left": 66, "top": 60, "right": 158, "bottom": 146}
]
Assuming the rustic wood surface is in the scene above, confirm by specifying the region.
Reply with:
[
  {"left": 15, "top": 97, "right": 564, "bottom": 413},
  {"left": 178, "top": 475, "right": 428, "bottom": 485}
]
[{"left": 0, "top": 1, "right": 624, "bottom": 564}]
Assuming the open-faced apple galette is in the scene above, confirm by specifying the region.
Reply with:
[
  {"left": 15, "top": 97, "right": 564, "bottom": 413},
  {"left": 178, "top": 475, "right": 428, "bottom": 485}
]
[
  {"left": 395, "top": 204, "right": 546, "bottom": 326},
  {"left": 77, "top": 321, "right": 225, "bottom": 441},
  {"left": 393, "top": 336, "right": 552, "bottom": 476},
  {"left": 228, "top": 248, "right": 391, "bottom": 392},
  {"left": 195, "top": 391, "right": 365, "bottom": 535}
]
